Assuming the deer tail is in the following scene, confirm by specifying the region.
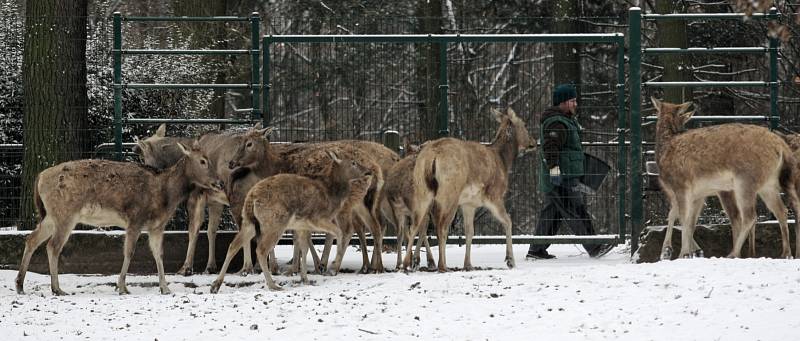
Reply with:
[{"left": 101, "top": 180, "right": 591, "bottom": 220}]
[
  {"left": 424, "top": 158, "right": 438, "bottom": 194},
  {"left": 33, "top": 176, "right": 45, "bottom": 224}
]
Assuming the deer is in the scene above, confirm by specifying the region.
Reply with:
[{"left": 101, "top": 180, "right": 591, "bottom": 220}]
[
  {"left": 404, "top": 107, "right": 536, "bottom": 272},
  {"left": 133, "top": 125, "right": 233, "bottom": 276},
  {"left": 227, "top": 127, "right": 397, "bottom": 274},
  {"left": 381, "top": 141, "right": 435, "bottom": 269},
  {"left": 210, "top": 151, "right": 372, "bottom": 293},
  {"left": 16, "top": 141, "right": 223, "bottom": 295},
  {"left": 652, "top": 97, "right": 799, "bottom": 260},
  {"left": 134, "top": 125, "right": 322, "bottom": 276}
]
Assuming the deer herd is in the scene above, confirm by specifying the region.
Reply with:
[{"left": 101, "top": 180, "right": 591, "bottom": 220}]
[{"left": 13, "top": 99, "right": 800, "bottom": 296}]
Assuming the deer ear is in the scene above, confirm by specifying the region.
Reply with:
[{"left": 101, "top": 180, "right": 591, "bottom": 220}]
[
  {"left": 679, "top": 110, "right": 695, "bottom": 125},
  {"left": 176, "top": 142, "right": 191, "bottom": 156},
  {"left": 650, "top": 97, "right": 662, "bottom": 113},
  {"left": 136, "top": 141, "right": 149, "bottom": 152},
  {"left": 253, "top": 122, "right": 263, "bottom": 130},
  {"left": 155, "top": 124, "right": 166, "bottom": 138},
  {"left": 258, "top": 126, "right": 275, "bottom": 139},
  {"left": 327, "top": 151, "right": 342, "bottom": 164},
  {"left": 677, "top": 101, "right": 693, "bottom": 113},
  {"left": 491, "top": 108, "right": 505, "bottom": 123}
]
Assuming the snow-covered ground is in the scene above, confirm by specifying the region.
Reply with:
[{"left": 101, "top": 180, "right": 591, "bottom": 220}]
[{"left": 2, "top": 243, "right": 799, "bottom": 341}]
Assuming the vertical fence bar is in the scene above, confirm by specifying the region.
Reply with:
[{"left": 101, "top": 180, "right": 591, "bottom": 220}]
[
  {"left": 437, "top": 40, "right": 449, "bottom": 137},
  {"left": 768, "top": 7, "right": 779, "bottom": 130},
  {"left": 250, "top": 13, "right": 261, "bottom": 122},
  {"left": 262, "top": 36, "right": 271, "bottom": 127},
  {"left": 628, "top": 7, "right": 643, "bottom": 254},
  {"left": 616, "top": 37, "right": 628, "bottom": 244},
  {"left": 113, "top": 12, "right": 123, "bottom": 161}
]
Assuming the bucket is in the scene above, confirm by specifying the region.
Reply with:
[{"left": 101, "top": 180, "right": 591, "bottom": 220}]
[{"left": 581, "top": 153, "right": 611, "bottom": 191}]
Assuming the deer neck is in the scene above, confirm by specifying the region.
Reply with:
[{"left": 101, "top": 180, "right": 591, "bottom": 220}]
[
  {"left": 324, "top": 174, "right": 351, "bottom": 205},
  {"left": 253, "top": 147, "right": 282, "bottom": 178},
  {"left": 655, "top": 122, "right": 681, "bottom": 158},
  {"left": 157, "top": 158, "right": 195, "bottom": 211},
  {"left": 490, "top": 128, "right": 519, "bottom": 172}
]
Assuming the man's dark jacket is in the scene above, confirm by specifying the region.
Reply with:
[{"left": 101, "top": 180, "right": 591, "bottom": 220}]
[{"left": 538, "top": 106, "right": 584, "bottom": 193}]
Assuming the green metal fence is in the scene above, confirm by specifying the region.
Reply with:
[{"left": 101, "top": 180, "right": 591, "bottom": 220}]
[
  {"left": 628, "top": 7, "right": 783, "bottom": 253},
  {"left": 262, "top": 33, "right": 628, "bottom": 245},
  {"left": 111, "top": 12, "right": 264, "bottom": 160}
]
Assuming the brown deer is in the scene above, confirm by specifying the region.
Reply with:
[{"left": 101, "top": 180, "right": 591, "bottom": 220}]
[
  {"left": 405, "top": 107, "right": 535, "bottom": 272},
  {"left": 210, "top": 152, "right": 372, "bottom": 293},
  {"left": 228, "top": 129, "right": 396, "bottom": 273},
  {"left": 134, "top": 125, "right": 233, "bottom": 275},
  {"left": 16, "top": 141, "right": 222, "bottom": 295},
  {"left": 653, "top": 97, "right": 799, "bottom": 259},
  {"left": 382, "top": 141, "right": 435, "bottom": 269}
]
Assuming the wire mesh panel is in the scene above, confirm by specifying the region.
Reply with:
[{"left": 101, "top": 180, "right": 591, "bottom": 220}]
[{"left": 264, "top": 36, "right": 624, "bottom": 240}]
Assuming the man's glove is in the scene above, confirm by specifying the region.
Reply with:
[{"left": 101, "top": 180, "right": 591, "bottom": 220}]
[{"left": 549, "top": 166, "right": 561, "bottom": 186}]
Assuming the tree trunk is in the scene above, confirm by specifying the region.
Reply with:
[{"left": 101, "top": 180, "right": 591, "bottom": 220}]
[
  {"left": 552, "top": 0, "right": 581, "bottom": 93},
  {"left": 415, "top": 0, "right": 443, "bottom": 142},
  {"left": 19, "top": 0, "right": 90, "bottom": 229},
  {"left": 655, "top": 0, "right": 691, "bottom": 103}
]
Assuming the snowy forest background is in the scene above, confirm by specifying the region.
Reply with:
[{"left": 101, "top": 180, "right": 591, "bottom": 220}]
[{"left": 1, "top": 0, "right": 799, "bottom": 237}]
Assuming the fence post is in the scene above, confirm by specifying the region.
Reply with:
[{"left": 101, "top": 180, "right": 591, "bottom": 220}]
[
  {"left": 616, "top": 37, "right": 628, "bottom": 244},
  {"left": 262, "top": 36, "right": 271, "bottom": 127},
  {"left": 628, "top": 7, "right": 643, "bottom": 255},
  {"left": 437, "top": 39, "right": 449, "bottom": 137},
  {"left": 769, "top": 7, "right": 779, "bottom": 130},
  {"left": 113, "top": 12, "right": 123, "bottom": 161},
  {"left": 250, "top": 12, "right": 261, "bottom": 122}
]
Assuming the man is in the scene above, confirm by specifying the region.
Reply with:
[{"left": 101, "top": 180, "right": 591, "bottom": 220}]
[{"left": 527, "top": 84, "right": 614, "bottom": 259}]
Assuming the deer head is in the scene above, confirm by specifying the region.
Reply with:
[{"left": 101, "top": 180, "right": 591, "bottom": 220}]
[
  {"left": 228, "top": 123, "right": 274, "bottom": 170},
  {"left": 652, "top": 97, "right": 695, "bottom": 136},
  {"left": 177, "top": 140, "right": 224, "bottom": 192},
  {"left": 492, "top": 107, "right": 536, "bottom": 156}
]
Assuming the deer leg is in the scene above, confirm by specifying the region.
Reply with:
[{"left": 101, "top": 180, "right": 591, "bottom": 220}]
[
  {"left": 147, "top": 228, "right": 171, "bottom": 294},
  {"left": 210, "top": 218, "right": 256, "bottom": 294},
  {"left": 355, "top": 223, "right": 370, "bottom": 274},
  {"left": 394, "top": 209, "right": 408, "bottom": 270},
  {"left": 178, "top": 191, "right": 205, "bottom": 276},
  {"left": 403, "top": 205, "right": 430, "bottom": 271},
  {"left": 759, "top": 186, "right": 791, "bottom": 259},
  {"left": 16, "top": 216, "right": 57, "bottom": 294},
  {"left": 661, "top": 199, "right": 680, "bottom": 261},
  {"left": 206, "top": 201, "right": 224, "bottom": 274},
  {"left": 729, "top": 192, "right": 758, "bottom": 258},
  {"left": 678, "top": 198, "right": 703, "bottom": 259},
  {"left": 296, "top": 230, "right": 311, "bottom": 284},
  {"left": 356, "top": 204, "right": 385, "bottom": 274},
  {"left": 320, "top": 233, "right": 334, "bottom": 273},
  {"left": 257, "top": 227, "right": 286, "bottom": 291},
  {"left": 322, "top": 219, "right": 347, "bottom": 277},
  {"left": 485, "top": 201, "right": 515, "bottom": 269},
  {"left": 329, "top": 225, "right": 355, "bottom": 276},
  {"left": 415, "top": 213, "right": 435, "bottom": 269},
  {"left": 45, "top": 221, "right": 75, "bottom": 296},
  {"left": 307, "top": 233, "right": 322, "bottom": 274},
  {"left": 718, "top": 191, "right": 741, "bottom": 257},
  {"left": 117, "top": 228, "right": 142, "bottom": 295},
  {"left": 460, "top": 205, "right": 477, "bottom": 271},
  {"left": 284, "top": 233, "right": 301, "bottom": 276},
  {"left": 433, "top": 200, "right": 459, "bottom": 273}
]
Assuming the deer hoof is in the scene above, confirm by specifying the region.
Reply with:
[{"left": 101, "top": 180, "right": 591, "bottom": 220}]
[
  {"left": 694, "top": 249, "right": 704, "bottom": 258},
  {"left": 176, "top": 267, "right": 193, "bottom": 277},
  {"left": 204, "top": 265, "right": 218, "bottom": 275},
  {"left": 209, "top": 280, "right": 222, "bottom": 294},
  {"left": 52, "top": 288, "right": 67, "bottom": 296},
  {"left": 506, "top": 257, "right": 515, "bottom": 269},
  {"left": 117, "top": 287, "right": 130, "bottom": 295},
  {"left": 463, "top": 264, "right": 474, "bottom": 272},
  {"left": 660, "top": 247, "right": 673, "bottom": 261},
  {"left": 267, "top": 284, "right": 284, "bottom": 291},
  {"left": 160, "top": 286, "right": 172, "bottom": 295}
]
